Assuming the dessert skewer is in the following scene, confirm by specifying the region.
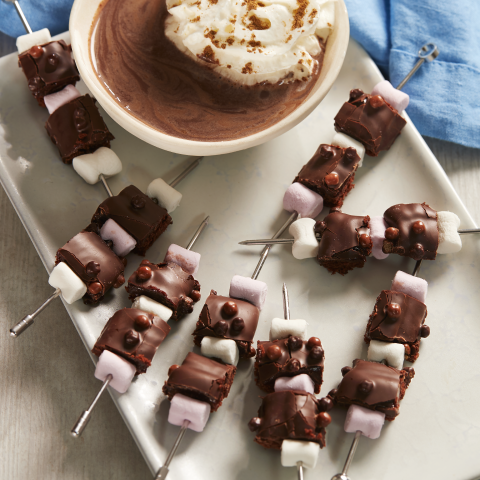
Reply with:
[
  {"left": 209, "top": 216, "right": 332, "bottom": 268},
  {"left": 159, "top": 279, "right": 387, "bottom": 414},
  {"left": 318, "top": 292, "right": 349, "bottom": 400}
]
[
  {"left": 10, "top": 157, "right": 201, "bottom": 337},
  {"left": 71, "top": 216, "right": 209, "bottom": 437}
]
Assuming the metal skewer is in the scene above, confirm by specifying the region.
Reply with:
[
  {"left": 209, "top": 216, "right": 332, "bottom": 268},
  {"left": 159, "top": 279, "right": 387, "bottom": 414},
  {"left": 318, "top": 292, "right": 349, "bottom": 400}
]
[
  {"left": 71, "top": 216, "right": 210, "bottom": 438},
  {"left": 6, "top": 0, "right": 32, "bottom": 34},
  {"left": 10, "top": 157, "right": 203, "bottom": 338},
  {"left": 396, "top": 43, "right": 439, "bottom": 91}
]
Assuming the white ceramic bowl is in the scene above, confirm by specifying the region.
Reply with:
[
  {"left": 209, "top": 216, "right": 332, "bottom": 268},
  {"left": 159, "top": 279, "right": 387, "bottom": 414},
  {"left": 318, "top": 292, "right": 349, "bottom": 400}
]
[{"left": 70, "top": 0, "right": 349, "bottom": 156}]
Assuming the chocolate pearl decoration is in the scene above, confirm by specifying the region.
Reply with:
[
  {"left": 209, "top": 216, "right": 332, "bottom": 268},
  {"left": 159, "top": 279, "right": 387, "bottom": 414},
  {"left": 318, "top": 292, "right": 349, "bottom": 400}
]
[
  {"left": 359, "top": 234, "right": 373, "bottom": 249},
  {"left": 113, "top": 274, "right": 125, "bottom": 288},
  {"left": 248, "top": 417, "right": 262, "bottom": 432},
  {"left": 222, "top": 301, "right": 238, "bottom": 317},
  {"left": 309, "top": 346, "right": 324, "bottom": 361},
  {"left": 131, "top": 195, "right": 146, "bottom": 209},
  {"left": 413, "top": 220, "right": 426, "bottom": 234},
  {"left": 385, "top": 227, "right": 400, "bottom": 240},
  {"left": 345, "top": 147, "right": 357, "bottom": 161},
  {"left": 349, "top": 88, "right": 364, "bottom": 101},
  {"left": 135, "top": 314, "right": 151, "bottom": 330},
  {"left": 214, "top": 320, "right": 228, "bottom": 336},
  {"left": 266, "top": 344, "right": 282, "bottom": 361},
  {"left": 190, "top": 290, "right": 201, "bottom": 302},
  {"left": 341, "top": 366, "right": 352, "bottom": 377},
  {"left": 230, "top": 317, "right": 245, "bottom": 334},
  {"left": 287, "top": 358, "right": 300, "bottom": 372},
  {"left": 318, "top": 396, "right": 334, "bottom": 412},
  {"left": 412, "top": 243, "right": 425, "bottom": 259},
  {"left": 29, "top": 45, "right": 44, "bottom": 58},
  {"left": 136, "top": 265, "right": 152, "bottom": 280},
  {"left": 87, "top": 282, "right": 102, "bottom": 295},
  {"left": 420, "top": 325, "right": 431, "bottom": 338},
  {"left": 325, "top": 172, "right": 340, "bottom": 186},
  {"left": 168, "top": 364, "right": 180, "bottom": 376},
  {"left": 328, "top": 388, "right": 338, "bottom": 398},
  {"left": 140, "top": 259, "right": 151, "bottom": 266},
  {"left": 369, "top": 95, "right": 384, "bottom": 109},
  {"left": 316, "top": 412, "right": 332, "bottom": 428},
  {"left": 288, "top": 336, "right": 303, "bottom": 351},
  {"left": 320, "top": 146, "right": 334, "bottom": 159},
  {"left": 47, "top": 53, "right": 59, "bottom": 67},
  {"left": 358, "top": 379, "right": 373, "bottom": 395},
  {"left": 85, "top": 261, "right": 101, "bottom": 276},
  {"left": 386, "top": 303, "right": 402, "bottom": 318},
  {"left": 124, "top": 329, "right": 140, "bottom": 347},
  {"left": 307, "top": 337, "right": 322, "bottom": 349}
]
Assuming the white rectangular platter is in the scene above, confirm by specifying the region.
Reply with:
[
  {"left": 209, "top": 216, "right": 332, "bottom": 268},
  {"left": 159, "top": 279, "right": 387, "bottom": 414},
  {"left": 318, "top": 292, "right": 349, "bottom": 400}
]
[{"left": 1, "top": 32, "right": 479, "bottom": 480}]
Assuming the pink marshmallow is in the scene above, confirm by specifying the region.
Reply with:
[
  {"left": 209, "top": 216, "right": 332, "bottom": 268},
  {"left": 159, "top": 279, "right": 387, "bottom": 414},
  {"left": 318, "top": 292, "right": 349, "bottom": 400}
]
[
  {"left": 168, "top": 393, "right": 211, "bottom": 432},
  {"left": 229, "top": 275, "right": 267, "bottom": 310},
  {"left": 370, "top": 216, "right": 389, "bottom": 260},
  {"left": 391, "top": 270, "right": 428, "bottom": 303},
  {"left": 100, "top": 218, "right": 137, "bottom": 257},
  {"left": 94, "top": 350, "right": 136, "bottom": 394},
  {"left": 283, "top": 183, "right": 324, "bottom": 218},
  {"left": 274, "top": 374, "right": 315, "bottom": 394},
  {"left": 371, "top": 80, "right": 409, "bottom": 113},
  {"left": 164, "top": 244, "right": 201, "bottom": 275},
  {"left": 44, "top": 85, "right": 81, "bottom": 114},
  {"left": 344, "top": 404, "right": 385, "bottom": 439}
]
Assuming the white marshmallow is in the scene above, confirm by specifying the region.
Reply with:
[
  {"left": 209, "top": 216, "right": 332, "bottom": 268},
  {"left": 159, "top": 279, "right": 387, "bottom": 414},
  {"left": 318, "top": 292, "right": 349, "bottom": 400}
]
[
  {"left": 331, "top": 132, "right": 365, "bottom": 167},
  {"left": 48, "top": 262, "right": 87, "bottom": 304},
  {"left": 72, "top": 147, "right": 122, "bottom": 185},
  {"left": 274, "top": 374, "right": 315, "bottom": 394},
  {"left": 16, "top": 28, "right": 52, "bottom": 54},
  {"left": 371, "top": 80, "right": 410, "bottom": 113},
  {"left": 132, "top": 296, "right": 173, "bottom": 322},
  {"left": 344, "top": 404, "right": 385, "bottom": 439},
  {"left": 289, "top": 218, "right": 318, "bottom": 260},
  {"left": 200, "top": 337, "right": 239, "bottom": 366},
  {"left": 283, "top": 183, "right": 324, "bottom": 218},
  {"left": 100, "top": 218, "right": 137, "bottom": 257},
  {"left": 270, "top": 318, "right": 308, "bottom": 341},
  {"left": 146, "top": 178, "right": 182, "bottom": 213},
  {"left": 369, "top": 216, "right": 389, "bottom": 260},
  {"left": 437, "top": 211, "right": 462, "bottom": 254},
  {"left": 168, "top": 393, "right": 211, "bottom": 432},
  {"left": 229, "top": 275, "right": 267, "bottom": 310},
  {"left": 94, "top": 350, "right": 136, "bottom": 394},
  {"left": 367, "top": 340, "right": 405, "bottom": 370},
  {"left": 281, "top": 440, "right": 320, "bottom": 469},
  {"left": 391, "top": 270, "right": 428, "bottom": 303},
  {"left": 164, "top": 244, "right": 201, "bottom": 275},
  {"left": 44, "top": 85, "right": 81, "bottom": 114}
]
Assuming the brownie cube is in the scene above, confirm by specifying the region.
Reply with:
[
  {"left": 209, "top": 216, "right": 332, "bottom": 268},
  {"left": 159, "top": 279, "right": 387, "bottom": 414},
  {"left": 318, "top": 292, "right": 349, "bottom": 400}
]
[
  {"left": 294, "top": 144, "right": 360, "bottom": 208},
  {"left": 365, "top": 290, "right": 429, "bottom": 362},
  {"left": 91, "top": 185, "right": 172, "bottom": 256},
  {"left": 334, "top": 89, "right": 406, "bottom": 156},
  {"left": 56, "top": 230, "right": 125, "bottom": 304},
  {"left": 163, "top": 352, "right": 236, "bottom": 411},
  {"left": 254, "top": 336, "right": 324, "bottom": 393},
  {"left": 92, "top": 308, "right": 171, "bottom": 374},
  {"left": 332, "top": 359, "right": 414, "bottom": 420},
  {"left": 248, "top": 390, "right": 327, "bottom": 450},
  {"left": 382, "top": 203, "right": 439, "bottom": 260},
  {"left": 126, "top": 260, "right": 201, "bottom": 320},
  {"left": 193, "top": 291, "right": 260, "bottom": 359},
  {"left": 315, "top": 211, "right": 372, "bottom": 275},
  {"left": 45, "top": 94, "right": 114, "bottom": 164},
  {"left": 18, "top": 40, "right": 80, "bottom": 107}
]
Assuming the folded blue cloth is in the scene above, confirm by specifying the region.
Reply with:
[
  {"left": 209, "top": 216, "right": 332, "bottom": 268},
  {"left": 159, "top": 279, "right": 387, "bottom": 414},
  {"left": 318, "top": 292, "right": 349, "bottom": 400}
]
[{"left": 1, "top": 0, "right": 479, "bottom": 148}]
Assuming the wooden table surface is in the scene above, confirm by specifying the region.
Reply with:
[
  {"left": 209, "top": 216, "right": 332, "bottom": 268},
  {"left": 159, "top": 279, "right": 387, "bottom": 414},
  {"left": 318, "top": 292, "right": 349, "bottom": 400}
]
[{"left": 1, "top": 32, "right": 479, "bottom": 480}]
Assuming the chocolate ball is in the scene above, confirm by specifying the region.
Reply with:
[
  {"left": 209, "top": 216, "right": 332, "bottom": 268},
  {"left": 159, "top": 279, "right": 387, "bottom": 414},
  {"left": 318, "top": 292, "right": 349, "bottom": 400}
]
[
  {"left": 140, "top": 259, "right": 151, "bottom": 266},
  {"left": 320, "top": 145, "right": 334, "bottom": 159},
  {"left": 412, "top": 243, "right": 425, "bottom": 259},
  {"left": 385, "top": 227, "right": 400, "bottom": 240},
  {"left": 413, "top": 220, "right": 426, "bottom": 234},
  {"left": 266, "top": 344, "right": 282, "bottom": 361},
  {"left": 359, "top": 234, "right": 373, "bottom": 249},
  {"left": 113, "top": 274, "right": 125, "bottom": 288},
  {"left": 248, "top": 417, "right": 262, "bottom": 432},
  {"left": 358, "top": 379, "right": 373, "bottom": 395},
  {"left": 230, "top": 317, "right": 245, "bottom": 334},
  {"left": 369, "top": 95, "right": 384, "bottom": 109},
  {"left": 325, "top": 172, "right": 340, "bottom": 187},
  {"left": 168, "top": 364, "right": 180, "bottom": 376},
  {"left": 341, "top": 366, "right": 352, "bottom": 377},
  {"left": 190, "top": 290, "right": 201, "bottom": 302},
  {"left": 307, "top": 337, "right": 322, "bottom": 349},
  {"left": 345, "top": 147, "right": 357, "bottom": 161},
  {"left": 47, "top": 53, "right": 59, "bottom": 67},
  {"left": 287, "top": 358, "right": 300, "bottom": 372},
  {"left": 386, "top": 303, "right": 402, "bottom": 318},
  {"left": 136, "top": 266, "right": 152, "bottom": 280},
  {"left": 214, "top": 320, "right": 228, "bottom": 336},
  {"left": 222, "top": 301, "right": 238, "bottom": 317},
  {"left": 29, "top": 45, "right": 44, "bottom": 58},
  {"left": 135, "top": 314, "right": 151, "bottom": 330},
  {"left": 316, "top": 412, "right": 332, "bottom": 428},
  {"left": 309, "top": 346, "right": 324, "bottom": 361},
  {"left": 288, "top": 336, "right": 303, "bottom": 351},
  {"left": 420, "top": 325, "right": 431, "bottom": 338},
  {"left": 87, "top": 282, "right": 102, "bottom": 295},
  {"left": 318, "top": 396, "right": 334, "bottom": 412},
  {"left": 349, "top": 88, "right": 364, "bottom": 101},
  {"left": 124, "top": 329, "right": 140, "bottom": 347},
  {"left": 328, "top": 388, "right": 338, "bottom": 398},
  {"left": 131, "top": 195, "right": 146, "bottom": 209},
  {"left": 86, "top": 261, "right": 101, "bottom": 276}
]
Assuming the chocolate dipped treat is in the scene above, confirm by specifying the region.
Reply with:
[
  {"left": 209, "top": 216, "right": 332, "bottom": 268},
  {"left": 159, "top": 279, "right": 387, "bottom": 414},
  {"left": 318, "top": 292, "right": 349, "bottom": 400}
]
[
  {"left": 55, "top": 230, "right": 125, "bottom": 304},
  {"left": 45, "top": 94, "right": 114, "bottom": 163},
  {"left": 294, "top": 144, "right": 361, "bottom": 208},
  {"left": 163, "top": 352, "right": 236, "bottom": 411},
  {"left": 334, "top": 89, "right": 406, "bottom": 156},
  {"left": 316, "top": 211, "right": 372, "bottom": 275},
  {"left": 92, "top": 308, "right": 170, "bottom": 374},
  {"left": 255, "top": 336, "right": 325, "bottom": 393},
  {"left": 365, "top": 290, "right": 429, "bottom": 362},
  {"left": 18, "top": 40, "right": 80, "bottom": 107},
  {"left": 382, "top": 203, "right": 439, "bottom": 260},
  {"left": 331, "top": 359, "right": 414, "bottom": 420},
  {"left": 249, "top": 390, "right": 329, "bottom": 449},
  {"left": 91, "top": 185, "right": 172, "bottom": 256},
  {"left": 126, "top": 260, "right": 201, "bottom": 320},
  {"left": 193, "top": 291, "right": 260, "bottom": 358}
]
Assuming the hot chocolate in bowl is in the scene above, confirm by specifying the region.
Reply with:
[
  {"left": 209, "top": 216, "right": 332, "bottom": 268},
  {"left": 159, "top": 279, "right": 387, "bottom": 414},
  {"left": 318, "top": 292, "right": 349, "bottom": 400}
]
[{"left": 70, "top": 0, "right": 349, "bottom": 155}]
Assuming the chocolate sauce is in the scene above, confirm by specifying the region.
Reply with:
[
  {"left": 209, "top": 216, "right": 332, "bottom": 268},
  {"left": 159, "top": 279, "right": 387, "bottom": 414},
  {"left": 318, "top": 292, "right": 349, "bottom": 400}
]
[{"left": 92, "top": 0, "right": 325, "bottom": 142}]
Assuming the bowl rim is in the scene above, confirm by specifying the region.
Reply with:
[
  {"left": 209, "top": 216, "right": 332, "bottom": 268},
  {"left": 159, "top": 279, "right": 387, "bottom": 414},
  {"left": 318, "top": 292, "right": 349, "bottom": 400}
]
[{"left": 69, "top": 0, "right": 350, "bottom": 156}]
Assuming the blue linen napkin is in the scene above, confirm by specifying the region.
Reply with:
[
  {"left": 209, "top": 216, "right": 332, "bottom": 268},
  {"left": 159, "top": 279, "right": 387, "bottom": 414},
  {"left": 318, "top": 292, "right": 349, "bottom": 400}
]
[{"left": 1, "top": 0, "right": 479, "bottom": 148}]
